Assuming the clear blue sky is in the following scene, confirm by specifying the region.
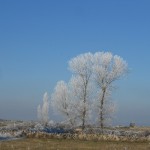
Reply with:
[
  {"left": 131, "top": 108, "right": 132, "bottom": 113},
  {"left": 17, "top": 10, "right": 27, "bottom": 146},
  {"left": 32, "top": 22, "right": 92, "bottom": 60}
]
[{"left": 0, "top": 0, "right": 150, "bottom": 126}]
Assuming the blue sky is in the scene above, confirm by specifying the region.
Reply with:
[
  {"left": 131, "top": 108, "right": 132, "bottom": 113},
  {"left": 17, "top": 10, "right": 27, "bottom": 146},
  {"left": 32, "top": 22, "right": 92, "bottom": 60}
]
[{"left": 0, "top": 0, "right": 150, "bottom": 126}]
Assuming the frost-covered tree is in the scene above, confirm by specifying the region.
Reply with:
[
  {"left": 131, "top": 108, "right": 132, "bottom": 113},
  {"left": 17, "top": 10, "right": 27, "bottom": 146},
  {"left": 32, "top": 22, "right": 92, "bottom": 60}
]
[
  {"left": 51, "top": 81, "right": 76, "bottom": 125},
  {"left": 37, "top": 92, "right": 49, "bottom": 125},
  {"left": 69, "top": 53, "right": 93, "bottom": 129},
  {"left": 94, "top": 88, "right": 116, "bottom": 127},
  {"left": 92, "top": 52, "right": 128, "bottom": 128},
  {"left": 50, "top": 51, "right": 128, "bottom": 129}
]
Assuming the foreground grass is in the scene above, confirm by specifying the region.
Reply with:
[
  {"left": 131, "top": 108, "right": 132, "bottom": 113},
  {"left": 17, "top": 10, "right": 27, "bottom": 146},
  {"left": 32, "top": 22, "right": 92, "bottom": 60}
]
[{"left": 0, "top": 138, "right": 150, "bottom": 150}]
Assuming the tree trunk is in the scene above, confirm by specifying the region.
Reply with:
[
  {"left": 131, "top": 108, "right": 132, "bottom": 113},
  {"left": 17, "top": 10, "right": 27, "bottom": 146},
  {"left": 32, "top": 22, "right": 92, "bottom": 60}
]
[
  {"left": 82, "top": 108, "right": 86, "bottom": 130},
  {"left": 100, "top": 88, "right": 106, "bottom": 129},
  {"left": 82, "top": 80, "right": 88, "bottom": 130},
  {"left": 82, "top": 92, "right": 87, "bottom": 130}
]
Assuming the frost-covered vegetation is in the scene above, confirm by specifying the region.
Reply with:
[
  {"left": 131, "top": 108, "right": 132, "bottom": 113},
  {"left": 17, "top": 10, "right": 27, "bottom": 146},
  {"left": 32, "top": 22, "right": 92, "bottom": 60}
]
[
  {"left": 37, "top": 92, "right": 49, "bottom": 125},
  {"left": 0, "top": 119, "right": 150, "bottom": 142},
  {"left": 38, "top": 52, "right": 128, "bottom": 129}
]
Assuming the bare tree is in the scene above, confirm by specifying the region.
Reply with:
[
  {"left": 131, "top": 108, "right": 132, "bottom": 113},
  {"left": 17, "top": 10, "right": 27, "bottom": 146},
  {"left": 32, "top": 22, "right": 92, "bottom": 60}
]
[
  {"left": 37, "top": 92, "right": 49, "bottom": 125},
  {"left": 92, "top": 52, "right": 128, "bottom": 128},
  {"left": 69, "top": 53, "right": 93, "bottom": 129}
]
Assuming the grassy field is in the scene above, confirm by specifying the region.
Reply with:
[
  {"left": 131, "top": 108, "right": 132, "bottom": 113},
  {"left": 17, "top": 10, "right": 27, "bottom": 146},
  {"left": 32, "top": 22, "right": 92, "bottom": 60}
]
[{"left": 0, "top": 138, "right": 150, "bottom": 150}]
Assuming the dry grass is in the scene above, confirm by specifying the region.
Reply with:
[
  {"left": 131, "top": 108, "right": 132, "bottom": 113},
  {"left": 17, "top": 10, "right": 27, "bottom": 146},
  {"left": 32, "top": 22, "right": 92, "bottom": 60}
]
[
  {"left": 117, "top": 126, "right": 150, "bottom": 132},
  {"left": 0, "top": 138, "right": 150, "bottom": 150}
]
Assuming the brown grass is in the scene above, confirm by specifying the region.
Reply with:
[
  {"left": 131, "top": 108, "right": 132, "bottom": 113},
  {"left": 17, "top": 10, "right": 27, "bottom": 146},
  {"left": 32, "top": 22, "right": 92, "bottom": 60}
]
[{"left": 0, "top": 138, "right": 150, "bottom": 150}]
